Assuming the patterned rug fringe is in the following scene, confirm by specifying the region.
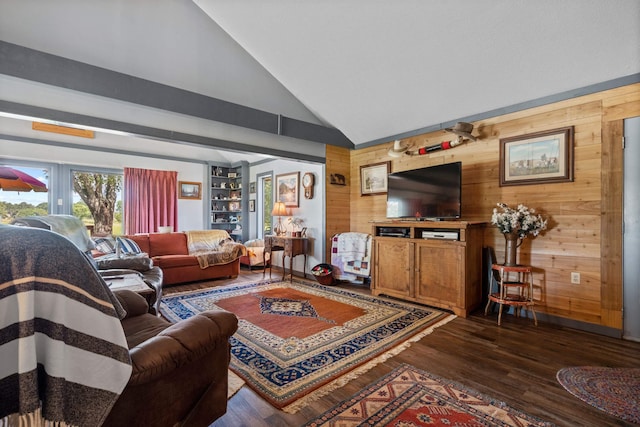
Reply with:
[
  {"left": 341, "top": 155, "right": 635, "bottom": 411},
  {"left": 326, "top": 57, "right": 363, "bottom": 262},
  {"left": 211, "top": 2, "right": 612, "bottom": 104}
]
[
  {"left": 227, "top": 370, "right": 245, "bottom": 399},
  {"left": 281, "top": 313, "right": 456, "bottom": 413}
]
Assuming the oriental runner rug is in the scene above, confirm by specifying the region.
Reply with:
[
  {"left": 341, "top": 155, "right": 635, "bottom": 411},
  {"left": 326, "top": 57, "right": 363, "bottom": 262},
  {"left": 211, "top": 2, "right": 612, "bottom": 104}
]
[
  {"left": 305, "top": 364, "right": 554, "bottom": 426},
  {"left": 161, "top": 280, "right": 454, "bottom": 413},
  {"left": 556, "top": 366, "right": 640, "bottom": 424}
]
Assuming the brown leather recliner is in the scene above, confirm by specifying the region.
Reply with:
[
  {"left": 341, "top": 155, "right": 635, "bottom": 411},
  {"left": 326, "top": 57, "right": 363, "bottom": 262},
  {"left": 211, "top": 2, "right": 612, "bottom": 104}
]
[{"left": 104, "top": 290, "right": 238, "bottom": 427}]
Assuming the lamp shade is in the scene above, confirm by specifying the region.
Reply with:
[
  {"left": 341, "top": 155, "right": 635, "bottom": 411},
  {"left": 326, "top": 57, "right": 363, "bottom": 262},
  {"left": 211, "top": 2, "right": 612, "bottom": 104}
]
[{"left": 271, "top": 201, "right": 288, "bottom": 216}]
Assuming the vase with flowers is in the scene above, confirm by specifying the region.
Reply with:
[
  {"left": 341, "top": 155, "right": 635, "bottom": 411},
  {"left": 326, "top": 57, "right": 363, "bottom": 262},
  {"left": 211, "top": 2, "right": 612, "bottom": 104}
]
[
  {"left": 288, "top": 217, "right": 305, "bottom": 237},
  {"left": 491, "top": 203, "right": 547, "bottom": 266}
]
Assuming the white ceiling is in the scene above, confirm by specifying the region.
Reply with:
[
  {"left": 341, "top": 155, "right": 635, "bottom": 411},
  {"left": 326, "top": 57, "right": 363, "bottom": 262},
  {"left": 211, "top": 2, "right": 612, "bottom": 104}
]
[
  {"left": 196, "top": 0, "right": 640, "bottom": 145},
  {"left": 0, "top": 0, "right": 638, "bottom": 154}
]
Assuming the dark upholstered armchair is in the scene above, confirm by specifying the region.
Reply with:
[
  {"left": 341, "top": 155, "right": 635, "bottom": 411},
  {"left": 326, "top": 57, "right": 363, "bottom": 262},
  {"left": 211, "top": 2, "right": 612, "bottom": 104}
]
[
  {"left": 104, "top": 289, "right": 238, "bottom": 427},
  {"left": 1, "top": 224, "right": 236, "bottom": 427}
]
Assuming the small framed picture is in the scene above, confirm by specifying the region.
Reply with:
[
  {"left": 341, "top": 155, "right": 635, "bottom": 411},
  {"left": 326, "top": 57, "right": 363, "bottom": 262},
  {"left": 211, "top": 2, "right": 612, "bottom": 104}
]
[
  {"left": 249, "top": 182, "right": 256, "bottom": 193},
  {"left": 249, "top": 199, "right": 255, "bottom": 212},
  {"left": 275, "top": 171, "right": 300, "bottom": 207},
  {"left": 178, "top": 181, "right": 201, "bottom": 200},
  {"left": 500, "top": 126, "right": 574, "bottom": 186},
  {"left": 360, "top": 162, "right": 390, "bottom": 196},
  {"left": 330, "top": 173, "right": 346, "bottom": 185}
]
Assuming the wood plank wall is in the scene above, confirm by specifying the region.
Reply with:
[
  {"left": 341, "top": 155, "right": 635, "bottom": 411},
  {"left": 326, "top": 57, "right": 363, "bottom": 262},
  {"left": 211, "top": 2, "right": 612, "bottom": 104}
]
[
  {"left": 326, "top": 83, "right": 640, "bottom": 329},
  {"left": 325, "top": 145, "right": 351, "bottom": 260}
]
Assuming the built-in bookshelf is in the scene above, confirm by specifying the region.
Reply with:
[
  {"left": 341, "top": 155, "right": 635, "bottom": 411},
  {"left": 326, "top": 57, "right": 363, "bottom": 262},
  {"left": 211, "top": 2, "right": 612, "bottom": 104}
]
[{"left": 209, "top": 162, "right": 248, "bottom": 241}]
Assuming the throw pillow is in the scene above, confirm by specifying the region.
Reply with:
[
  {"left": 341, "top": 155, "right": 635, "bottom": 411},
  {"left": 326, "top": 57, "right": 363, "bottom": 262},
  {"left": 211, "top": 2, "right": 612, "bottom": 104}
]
[
  {"left": 244, "top": 239, "right": 264, "bottom": 247},
  {"left": 116, "top": 237, "right": 142, "bottom": 255},
  {"left": 94, "top": 237, "right": 116, "bottom": 254}
]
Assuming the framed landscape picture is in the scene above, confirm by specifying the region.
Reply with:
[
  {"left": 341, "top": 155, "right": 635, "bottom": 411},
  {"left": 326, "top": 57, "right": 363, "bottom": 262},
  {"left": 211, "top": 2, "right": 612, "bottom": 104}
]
[
  {"left": 276, "top": 172, "right": 300, "bottom": 207},
  {"left": 360, "top": 161, "right": 390, "bottom": 196},
  {"left": 178, "top": 181, "right": 202, "bottom": 199},
  {"left": 499, "top": 126, "right": 574, "bottom": 186}
]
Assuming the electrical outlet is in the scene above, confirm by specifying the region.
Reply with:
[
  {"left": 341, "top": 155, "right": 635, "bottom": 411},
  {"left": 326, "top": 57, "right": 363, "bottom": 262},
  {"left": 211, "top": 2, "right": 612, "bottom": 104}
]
[{"left": 571, "top": 272, "right": 581, "bottom": 284}]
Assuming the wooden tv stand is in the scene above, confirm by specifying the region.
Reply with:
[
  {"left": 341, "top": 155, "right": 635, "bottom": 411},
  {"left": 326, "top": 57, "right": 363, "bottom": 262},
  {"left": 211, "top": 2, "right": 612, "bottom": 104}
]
[{"left": 371, "top": 221, "right": 485, "bottom": 317}]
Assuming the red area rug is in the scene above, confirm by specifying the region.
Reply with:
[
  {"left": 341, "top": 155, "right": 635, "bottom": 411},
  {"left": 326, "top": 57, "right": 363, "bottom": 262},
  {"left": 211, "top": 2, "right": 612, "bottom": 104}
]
[
  {"left": 161, "top": 280, "right": 453, "bottom": 413},
  {"left": 557, "top": 366, "right": 640, "bottom": 424},
  {"left": 305, "top": 364, "right": 553, "bottom": 426}
]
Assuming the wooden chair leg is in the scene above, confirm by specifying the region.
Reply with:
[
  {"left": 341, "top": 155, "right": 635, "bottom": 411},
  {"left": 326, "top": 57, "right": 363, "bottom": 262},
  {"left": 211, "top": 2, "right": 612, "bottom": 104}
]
[{"left": 530, "top": 306, "right": 538, "bottom": 326}]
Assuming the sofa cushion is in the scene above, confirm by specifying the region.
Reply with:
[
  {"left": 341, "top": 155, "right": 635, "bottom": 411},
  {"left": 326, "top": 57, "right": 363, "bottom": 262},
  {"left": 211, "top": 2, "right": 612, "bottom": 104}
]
[
  {"left": 152, "top": 254, "right": 199, "bottom": 269},
  {"left": 149, "top": 232, "right": 189, "bottom": 256},
  {"left": 127, "top": 234, "right": 150, "bottom": 254}
]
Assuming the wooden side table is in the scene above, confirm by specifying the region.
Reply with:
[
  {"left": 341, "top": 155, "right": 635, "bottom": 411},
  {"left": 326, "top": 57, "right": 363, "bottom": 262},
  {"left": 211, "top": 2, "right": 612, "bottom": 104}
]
[
  {"left": 106, "top": 273, "right": 156, "bottom": 312},
  {"left": 484, "top": 264, "right": 537, "bottom": 326},
  {"left": 263, "top": 235, "right": 309, "bottom": 281}
]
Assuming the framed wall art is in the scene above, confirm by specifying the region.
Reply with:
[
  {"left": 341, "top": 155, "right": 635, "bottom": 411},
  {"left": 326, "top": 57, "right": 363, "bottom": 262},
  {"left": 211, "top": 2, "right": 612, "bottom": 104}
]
[
  {"left": 360, "top": 161, "right": 390, "bottom": 196},
  {"left": 330, "top": 173, "right": 346, "bottom": 185},
  {"left": 275, "top": 171, "right": 300, "bottom": 207},
  {"left": 249, "top": 199, "right": 255, "bottom": 212},
  {"left": 499, "top": 126, "right": 574, "bottom": 186},
  {"left": 249, "top": 181, "right": 256, "bottom": 193},
  {"left": 178, "top": 181, "right": 202, "bottom": 199}
]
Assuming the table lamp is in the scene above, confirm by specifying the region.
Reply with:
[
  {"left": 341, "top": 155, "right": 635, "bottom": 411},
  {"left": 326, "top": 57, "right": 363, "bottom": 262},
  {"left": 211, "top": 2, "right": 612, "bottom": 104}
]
[{"left": 271, "top": 201, "right": 288, "bottom": 236}]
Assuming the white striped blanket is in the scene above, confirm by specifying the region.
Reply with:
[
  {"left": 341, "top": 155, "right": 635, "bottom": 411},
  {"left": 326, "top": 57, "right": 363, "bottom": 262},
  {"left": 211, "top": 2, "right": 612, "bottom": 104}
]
[{"left": 0, "top": 225, "right": 132, "bottom": 427}]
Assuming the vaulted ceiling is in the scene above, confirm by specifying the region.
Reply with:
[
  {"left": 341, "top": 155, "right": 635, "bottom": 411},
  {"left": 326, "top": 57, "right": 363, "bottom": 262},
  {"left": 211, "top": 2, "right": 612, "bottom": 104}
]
[
  {"left": 1, "top": 0, "right": 638, "bottom": 159},
  {"left": 195, "top": 0, "right": 640, "bottom": 146}
]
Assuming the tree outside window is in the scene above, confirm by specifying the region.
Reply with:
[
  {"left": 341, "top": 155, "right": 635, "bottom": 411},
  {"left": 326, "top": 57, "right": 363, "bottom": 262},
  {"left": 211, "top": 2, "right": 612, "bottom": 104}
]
[
  {"left": 261, "top": 176, "right": 273, "bottom": 235},
  {"left": 72, "top": 171, "right": 122, "bottom": 235}
]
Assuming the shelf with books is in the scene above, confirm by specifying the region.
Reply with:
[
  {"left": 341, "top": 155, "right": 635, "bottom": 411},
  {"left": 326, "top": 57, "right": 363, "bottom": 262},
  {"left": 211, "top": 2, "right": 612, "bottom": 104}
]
[{"left": 208, "top": 162, "right": 248, "bottom": 241}]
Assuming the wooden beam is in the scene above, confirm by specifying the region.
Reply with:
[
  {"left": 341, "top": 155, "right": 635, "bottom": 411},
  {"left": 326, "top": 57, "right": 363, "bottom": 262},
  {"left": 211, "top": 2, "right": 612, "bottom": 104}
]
[{"left": 32, "top": 121, "right": 94, "bottom": 138}]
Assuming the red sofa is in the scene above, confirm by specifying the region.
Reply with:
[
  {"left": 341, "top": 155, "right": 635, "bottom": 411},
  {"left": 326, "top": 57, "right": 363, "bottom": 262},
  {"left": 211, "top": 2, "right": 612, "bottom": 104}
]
[{"left": 125, "top": 232, "right": 241, "bottom": 286}]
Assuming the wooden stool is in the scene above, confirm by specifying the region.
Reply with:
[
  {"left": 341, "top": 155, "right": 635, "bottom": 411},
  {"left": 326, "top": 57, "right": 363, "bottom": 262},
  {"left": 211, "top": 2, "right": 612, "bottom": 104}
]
[{"left": 485, "top": 264, "right": 537, "bottom": 326}]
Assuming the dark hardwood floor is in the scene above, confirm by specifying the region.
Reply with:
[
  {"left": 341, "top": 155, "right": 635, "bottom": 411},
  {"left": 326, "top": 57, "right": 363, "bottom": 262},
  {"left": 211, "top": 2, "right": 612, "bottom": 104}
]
[{"left": 163, "top": 269, "right": 640, "bottom": 427}]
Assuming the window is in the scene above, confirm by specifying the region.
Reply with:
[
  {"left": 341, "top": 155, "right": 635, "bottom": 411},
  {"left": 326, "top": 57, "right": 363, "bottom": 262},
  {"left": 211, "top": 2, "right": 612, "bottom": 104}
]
[
  {"left": 0, "top": 163, "right": 50, "bottom": 224},
  {"left": 257, "top": 173, "right": 273, "bottom": 239},
  {"left": 72, "top": 169, "right": 123, "bottom": 236}
]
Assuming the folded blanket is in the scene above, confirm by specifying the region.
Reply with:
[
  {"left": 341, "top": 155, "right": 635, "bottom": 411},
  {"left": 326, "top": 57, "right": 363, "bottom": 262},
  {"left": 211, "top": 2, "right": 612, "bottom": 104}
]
[
  {"left": 336, "top": 232, "right": 369, "bottom": 260},
  {"left": 186, "top": 230, "right": 246, "bottom": 269},
  {"left": 331, "top": 233, "right": 372, "bottom": 280},
  {"left": 0, "top": 225, "right": 132, "bottom": 427},
  {"left": 191, "top": 240, "right": 246, "bottom": 269},
  {"left": 186, "top": 229, "right": 231, "bottom": 253}
]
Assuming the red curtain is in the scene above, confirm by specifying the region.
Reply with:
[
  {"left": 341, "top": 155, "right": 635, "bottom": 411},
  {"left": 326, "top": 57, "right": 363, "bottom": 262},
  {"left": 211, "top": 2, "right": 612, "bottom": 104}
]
[{"left": 124, "top": 167, "right": 177, "bottom": 234}]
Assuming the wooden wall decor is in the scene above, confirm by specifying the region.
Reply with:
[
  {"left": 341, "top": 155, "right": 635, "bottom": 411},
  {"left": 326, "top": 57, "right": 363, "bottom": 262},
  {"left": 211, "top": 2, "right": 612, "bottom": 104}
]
[
  {"left": 32, "top": 122, "right": 95, "bottom": 138},
  {"left": 330, "top": 173, "right": 346, "bottom": 185},
  {"left": 345, "top": 83, "right": 640, "bottom": 330}
]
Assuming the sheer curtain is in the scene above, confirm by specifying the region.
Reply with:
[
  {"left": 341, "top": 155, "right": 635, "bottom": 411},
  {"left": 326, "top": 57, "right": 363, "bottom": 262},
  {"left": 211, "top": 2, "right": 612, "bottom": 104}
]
[{"left": 124, "top": 167, "right": 177, "bottom": 234}]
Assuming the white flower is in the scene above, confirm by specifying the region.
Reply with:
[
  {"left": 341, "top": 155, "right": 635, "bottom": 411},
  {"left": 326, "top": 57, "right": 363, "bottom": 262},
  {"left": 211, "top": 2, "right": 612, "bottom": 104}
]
[{"left": 491, "top": 203, "right": 547, "bottom": 238}]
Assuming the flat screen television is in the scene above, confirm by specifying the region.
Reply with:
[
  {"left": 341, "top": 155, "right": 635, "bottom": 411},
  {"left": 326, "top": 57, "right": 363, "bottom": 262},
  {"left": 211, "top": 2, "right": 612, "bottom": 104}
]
[{"left": 386, "top": 161, "right": 462, "bottom": 220}]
